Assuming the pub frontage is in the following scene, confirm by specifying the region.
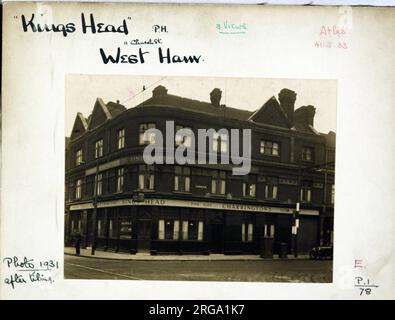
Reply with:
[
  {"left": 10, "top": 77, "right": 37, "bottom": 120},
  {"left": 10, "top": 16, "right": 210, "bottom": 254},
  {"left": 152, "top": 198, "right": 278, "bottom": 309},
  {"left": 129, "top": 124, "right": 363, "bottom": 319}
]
[{"left": 65, "top": 85, "right": 335, "bottom": 256}]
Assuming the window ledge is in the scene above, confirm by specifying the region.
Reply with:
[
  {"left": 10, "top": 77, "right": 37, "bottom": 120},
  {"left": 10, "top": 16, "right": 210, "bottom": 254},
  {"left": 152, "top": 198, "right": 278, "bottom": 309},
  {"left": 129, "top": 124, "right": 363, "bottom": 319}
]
[
  {"left": 136, "top": 189, "right": 156, "bottom": 193},
  {"left": 260, "top": 154, "right": 280, "bottom": 157}
]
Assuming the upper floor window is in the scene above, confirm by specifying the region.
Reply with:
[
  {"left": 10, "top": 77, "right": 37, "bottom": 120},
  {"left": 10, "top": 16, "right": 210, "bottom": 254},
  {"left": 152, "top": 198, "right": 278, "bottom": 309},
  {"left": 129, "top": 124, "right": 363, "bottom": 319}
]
[
  {"left": 211, "top": 170, "right": 226, "bottom": 195},
  {"left": 139, "top": 123, "right": 156, "bottom": 145},
  {"left": 175, "top": 125, "right": 192, "bottom": 147},
  {"left": 96, "top": 173, "right": 102, "bottom": 196},
  {"left": 213, "top": 132, "right": 228, "bottom": 153},
  {"left": 117, "top": 128, "right": 125, "bottom": 150},
  {"left": 75, "top": 149, "right": 83, "bottom": 166},
  {"left": 301, "top": 147, "right": 314, "bottom": 161},
  {"left": 174, "top": 166, "right": 191, "bottom": 192},
  {"left": 260, "top": 140, "right": 279, "bottom": 156},
  {"left": 95, "top": 139, "right": 103, "bottom": 158},
  {"left": 301, "top": 186, "right": 312, "bottom": 203},
  {"left": 138, "top": 164, "right": 155, "bottom": 190},
  {"left": 75, "top": 179, "right": 82, "bottom": 199},
  {"left": 243, "top": 182, "right": 256, "bottom": 197},
  {"left": 264, "top": 177, "right": 278, "bottom": 200},
  {"left": 116, "top": 168, "right": 124, "bottom": 192},
  {"left": 331, "top": 184, "right": 335, "bottom": 204}
]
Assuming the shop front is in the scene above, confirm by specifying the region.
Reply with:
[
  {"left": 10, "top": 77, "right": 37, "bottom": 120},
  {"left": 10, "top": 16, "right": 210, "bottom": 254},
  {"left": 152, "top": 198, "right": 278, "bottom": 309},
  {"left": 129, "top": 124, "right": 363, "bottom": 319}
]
[{"left": 66, "top": 198, "right": 320, "bottom": 255}]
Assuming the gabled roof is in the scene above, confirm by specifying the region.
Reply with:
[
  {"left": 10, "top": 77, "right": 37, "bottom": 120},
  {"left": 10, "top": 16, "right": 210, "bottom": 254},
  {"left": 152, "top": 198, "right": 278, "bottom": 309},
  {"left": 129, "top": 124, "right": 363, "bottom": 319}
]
[
  {"left": 87, "top": 98, "right": 126, "bottom": 130},
  {"left": 248, "top": 96, "right": 291, "bottom": 128},
  {"left": 70, "top": 86, "right": 326, "bottom": 140},
  {"left": 70, "top": 112, "right": 89, "bottom": 140},
  {"left": 107, "top": 101, "right": 127, "bottom": 117}
]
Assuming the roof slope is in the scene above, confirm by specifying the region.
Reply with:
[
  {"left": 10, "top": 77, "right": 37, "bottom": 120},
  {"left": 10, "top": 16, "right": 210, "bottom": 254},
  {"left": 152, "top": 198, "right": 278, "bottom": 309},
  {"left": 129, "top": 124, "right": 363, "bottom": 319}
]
[
  {"left": 137, "top": 93, "right": 252, "bottom": 121},
  {"left": 248, "top": 96, "right": 291, "bottom": 128},
  {"left": 70, "top": 86, "right": 327, "bottom": 139}
]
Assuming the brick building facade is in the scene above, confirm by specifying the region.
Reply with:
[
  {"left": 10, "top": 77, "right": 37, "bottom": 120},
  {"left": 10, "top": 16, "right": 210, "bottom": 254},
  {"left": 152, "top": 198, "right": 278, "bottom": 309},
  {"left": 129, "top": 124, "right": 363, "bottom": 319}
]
[{"left": 65, "top": 85, "right": 335, "bottom": 255}]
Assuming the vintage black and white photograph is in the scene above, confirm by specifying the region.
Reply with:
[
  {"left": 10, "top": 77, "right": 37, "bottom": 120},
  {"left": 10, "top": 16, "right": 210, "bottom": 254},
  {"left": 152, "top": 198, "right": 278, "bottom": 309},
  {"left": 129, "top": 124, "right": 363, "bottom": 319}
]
[{"left": 63, "top": 75, "right": 336, "bottom": 282}]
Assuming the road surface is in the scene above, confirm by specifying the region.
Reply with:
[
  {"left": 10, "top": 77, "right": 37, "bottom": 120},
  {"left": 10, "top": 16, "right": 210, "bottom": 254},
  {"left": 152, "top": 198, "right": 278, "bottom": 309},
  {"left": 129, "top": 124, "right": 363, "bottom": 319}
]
[{"left": 64, "top": 254, "right": 332, "bottom": 282}]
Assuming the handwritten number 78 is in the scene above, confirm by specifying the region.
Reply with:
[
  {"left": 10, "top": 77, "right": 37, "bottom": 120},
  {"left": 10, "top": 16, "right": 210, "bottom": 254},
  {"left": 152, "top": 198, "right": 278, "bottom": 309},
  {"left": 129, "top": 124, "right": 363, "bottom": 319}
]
[{"left": 360, "top": 288, "right": 371, "bottom": 296}]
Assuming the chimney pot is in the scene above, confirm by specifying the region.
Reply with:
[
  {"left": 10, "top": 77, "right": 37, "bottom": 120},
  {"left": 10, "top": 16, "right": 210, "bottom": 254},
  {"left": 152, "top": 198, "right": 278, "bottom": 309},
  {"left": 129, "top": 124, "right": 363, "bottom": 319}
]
[
  {"left": 294, "top": 105, "right": 316, "bottom": 127},
  {"left": 210, "top": 88, "right": 222, "bottom": 107},
  {"left": 278, "top": 88, "right": 297, "bottom": 126},
  {"left": 152, "top": 85, "right": 168, "bottom": 97}
]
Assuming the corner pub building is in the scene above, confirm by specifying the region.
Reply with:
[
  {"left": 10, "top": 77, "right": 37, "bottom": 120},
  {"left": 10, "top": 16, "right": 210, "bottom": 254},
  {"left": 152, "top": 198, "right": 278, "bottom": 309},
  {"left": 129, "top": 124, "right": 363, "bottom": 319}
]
[{"left": 65, "top": 85, "right": 335, "bottom": 256}]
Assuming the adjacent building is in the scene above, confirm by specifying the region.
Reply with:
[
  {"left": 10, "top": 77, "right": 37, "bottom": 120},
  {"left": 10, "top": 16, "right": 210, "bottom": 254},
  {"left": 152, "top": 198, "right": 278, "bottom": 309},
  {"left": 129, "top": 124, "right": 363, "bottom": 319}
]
[{"left": 65, "top": 85, "right": 335, "bottom": 255}]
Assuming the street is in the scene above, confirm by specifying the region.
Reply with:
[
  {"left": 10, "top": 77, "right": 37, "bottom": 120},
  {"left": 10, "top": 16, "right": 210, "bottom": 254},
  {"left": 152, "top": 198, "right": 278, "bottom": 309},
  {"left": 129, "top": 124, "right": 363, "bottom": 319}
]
[{"left": 64, "top": 255, "right": 332, "bottom": 282}]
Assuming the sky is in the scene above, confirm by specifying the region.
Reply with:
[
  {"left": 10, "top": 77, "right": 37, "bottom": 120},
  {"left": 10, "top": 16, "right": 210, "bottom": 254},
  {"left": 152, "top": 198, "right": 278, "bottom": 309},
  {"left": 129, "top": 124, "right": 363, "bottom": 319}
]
[{"left": 65, "top": 75, "right": 337, "bottom": 136}]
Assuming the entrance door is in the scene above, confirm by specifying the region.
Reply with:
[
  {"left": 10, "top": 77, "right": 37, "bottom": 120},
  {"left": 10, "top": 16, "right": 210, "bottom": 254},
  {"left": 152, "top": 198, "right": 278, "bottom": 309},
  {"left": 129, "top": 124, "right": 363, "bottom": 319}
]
[
  {"left": 137, "top": 220, "right": 151, "bottom": 252},
  {"left": 275, "top": 216, "right": 292, "bottom": 254},
  {"left": 210, "top": 224, "right": 224, "bottom": 253}
]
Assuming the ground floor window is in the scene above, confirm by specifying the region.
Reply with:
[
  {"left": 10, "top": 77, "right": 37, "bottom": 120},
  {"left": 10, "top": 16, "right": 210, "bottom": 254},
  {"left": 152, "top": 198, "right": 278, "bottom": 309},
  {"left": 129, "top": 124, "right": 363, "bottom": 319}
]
[
  {"left": 97, "top": 219, "right": 104, "bottom": 237},
  {"left": 241, "top": 223, "right": 253, "bottom": 242},
  {"left": 181, "top": 220, "right": 204, "bottom": 241},
  {"left": 158, "top": 219, "right": 180, "bottom": 240},
  {"left": 71, "top": 217, "right": 81, "bottom": 234},
  {"left": 108, "top": 219, "right": 115, "bottom": 238},
  {"left": 264, "top": 224, "right": 275, "bottom": 238},
  {"left": 119, "top": 218, "right": 132, "bottom": 239}
]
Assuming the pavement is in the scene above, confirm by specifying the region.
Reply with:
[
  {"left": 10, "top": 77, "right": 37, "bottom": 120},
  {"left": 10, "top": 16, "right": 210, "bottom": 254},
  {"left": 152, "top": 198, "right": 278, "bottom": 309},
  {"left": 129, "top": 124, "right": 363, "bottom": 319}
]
[{"left": 64, "top": 246, "right": 310, "bottom": 261}]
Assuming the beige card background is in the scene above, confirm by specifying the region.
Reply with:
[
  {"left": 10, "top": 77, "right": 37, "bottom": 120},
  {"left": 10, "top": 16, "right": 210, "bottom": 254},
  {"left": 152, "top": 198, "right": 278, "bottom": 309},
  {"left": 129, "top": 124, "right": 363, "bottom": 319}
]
[{"left": 1, "top": 2, "right": 395, "bottom": 299}]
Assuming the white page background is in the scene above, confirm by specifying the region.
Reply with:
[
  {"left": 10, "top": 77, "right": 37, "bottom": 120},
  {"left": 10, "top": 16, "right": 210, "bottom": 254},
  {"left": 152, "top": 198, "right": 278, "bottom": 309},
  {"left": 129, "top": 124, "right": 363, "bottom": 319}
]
[{"left": 1, "top": 2, "right": 394, "bottom": 299}]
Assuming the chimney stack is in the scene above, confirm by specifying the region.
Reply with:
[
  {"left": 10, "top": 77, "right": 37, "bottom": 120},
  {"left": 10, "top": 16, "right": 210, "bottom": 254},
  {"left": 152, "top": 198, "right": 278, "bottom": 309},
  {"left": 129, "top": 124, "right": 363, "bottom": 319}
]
[
  {"left": 152, "top": 85, "right": 168, "bottom": 97},
  {"left": 210, "top": 88, "right": 222, "bottom": 107},
  {"left": 294, "top": 105, "right": 316, "bottom": 127},
  {"left": 278, "top": 88, "right": 297, "bottom": 126}
]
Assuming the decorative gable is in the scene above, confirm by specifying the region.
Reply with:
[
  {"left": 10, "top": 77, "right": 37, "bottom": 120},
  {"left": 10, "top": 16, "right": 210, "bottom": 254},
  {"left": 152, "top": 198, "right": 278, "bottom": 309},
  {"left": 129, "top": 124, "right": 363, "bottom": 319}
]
[
  {"left": 88, "top": 98, "right": 112, "bottom": 130},
  {"left": 248, "top": 96, "right": 291, "bottom": 128},
  {"left": 70, "top": 112, "right": 88, "bottom": 140}
]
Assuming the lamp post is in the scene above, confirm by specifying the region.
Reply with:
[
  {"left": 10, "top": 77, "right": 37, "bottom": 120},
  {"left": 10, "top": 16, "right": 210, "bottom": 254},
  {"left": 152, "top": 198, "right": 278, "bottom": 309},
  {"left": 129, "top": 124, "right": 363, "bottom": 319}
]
[
  {"left": 292, "top": 202, "right": 300, "bottom": 258},
  {"left": 293, "top": 159, "right": 302, "bottom": 258}
]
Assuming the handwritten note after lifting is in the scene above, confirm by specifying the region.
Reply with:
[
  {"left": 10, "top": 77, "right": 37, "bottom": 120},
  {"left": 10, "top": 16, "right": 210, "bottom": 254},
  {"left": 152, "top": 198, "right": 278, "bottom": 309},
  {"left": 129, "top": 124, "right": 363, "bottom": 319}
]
[{"left": 2, "top": 256, "right": 59, "bottom": 289}]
